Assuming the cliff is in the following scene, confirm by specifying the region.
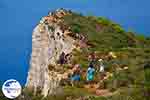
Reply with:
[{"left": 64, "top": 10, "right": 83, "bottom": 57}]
[
  {"left": 25, "top": 8, "right": 150, "bottom": 99},
  {"left": 26, "top": 8, "right": 78, "bottom": 97}
]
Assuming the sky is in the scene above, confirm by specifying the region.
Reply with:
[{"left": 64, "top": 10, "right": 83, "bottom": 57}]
[{"left": 0, "top": 0, "right": 150, "bottom": 85}]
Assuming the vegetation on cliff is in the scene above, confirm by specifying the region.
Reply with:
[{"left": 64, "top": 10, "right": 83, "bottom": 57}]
[
  {"left": 60, "top": 11, "right": 150, "bottom": 100},
  {"left": 1, "top": 9, "right": 150, "bottom": 100}
]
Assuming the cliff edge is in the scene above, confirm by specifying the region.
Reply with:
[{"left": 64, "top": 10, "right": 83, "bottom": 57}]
[{"left": 26, "top": 8, "right": 79, "bottom": 97}]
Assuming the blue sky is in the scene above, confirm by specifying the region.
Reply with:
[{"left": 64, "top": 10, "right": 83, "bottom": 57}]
[{"left": 0, "top": 0, "right": 149, "bottom": 85}]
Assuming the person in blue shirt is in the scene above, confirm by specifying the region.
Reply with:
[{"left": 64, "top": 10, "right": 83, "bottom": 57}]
[
  {"left": 71, "top": 64, "right": 81, "bottom": 86},
  {"left": 87, "top": 63, "right": 95, "bottom": 82}
]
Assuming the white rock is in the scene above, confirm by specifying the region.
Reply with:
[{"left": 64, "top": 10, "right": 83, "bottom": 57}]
[{"left": 26, "top": 16, "right": 76, "bottom": 97}]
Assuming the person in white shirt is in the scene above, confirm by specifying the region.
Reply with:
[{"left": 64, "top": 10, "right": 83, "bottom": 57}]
[{"left": 98, "top": 59, "right": 104, "bottom": 72}]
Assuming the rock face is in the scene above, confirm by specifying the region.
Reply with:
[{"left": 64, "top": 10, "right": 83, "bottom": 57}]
[{"left": 26, "top": 9, "right": 76, "bottom": 97}]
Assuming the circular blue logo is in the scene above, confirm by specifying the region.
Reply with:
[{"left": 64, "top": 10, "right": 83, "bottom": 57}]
[{"left": 2, "top": 79, "right": 22, "bottom": 99}]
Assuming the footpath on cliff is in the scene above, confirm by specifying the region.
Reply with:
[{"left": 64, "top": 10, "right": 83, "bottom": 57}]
[{"left": 60, "top": 51, "right": 128, "bottom": 97}]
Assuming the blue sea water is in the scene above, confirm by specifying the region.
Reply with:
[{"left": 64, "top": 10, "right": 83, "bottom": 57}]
[{"left": 0, "top": 0, "right": 149, "bottom": 86}]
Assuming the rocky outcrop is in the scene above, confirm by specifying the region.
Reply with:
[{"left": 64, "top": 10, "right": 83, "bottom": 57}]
[{"left": 26, "top": 9, "right": 77, "bottom": 97}]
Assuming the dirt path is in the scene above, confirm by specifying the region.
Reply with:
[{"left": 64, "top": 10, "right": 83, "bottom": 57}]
[{"left": 83, "top": 84, "right": 117, "bottom": 97}]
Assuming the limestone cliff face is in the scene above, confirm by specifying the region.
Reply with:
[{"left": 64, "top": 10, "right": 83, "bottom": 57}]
[{"left": 26, "top": 9, "right": 76, "bottom": 97}]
